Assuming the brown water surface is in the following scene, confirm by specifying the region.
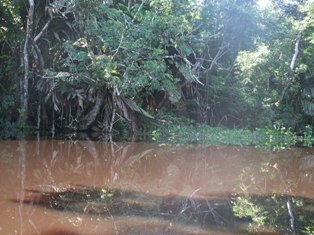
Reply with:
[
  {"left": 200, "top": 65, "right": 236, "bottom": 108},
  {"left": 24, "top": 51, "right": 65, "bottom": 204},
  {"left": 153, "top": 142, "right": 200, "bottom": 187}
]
[{"left": 0, "top": 140, "right": 314, "bottom": 234}]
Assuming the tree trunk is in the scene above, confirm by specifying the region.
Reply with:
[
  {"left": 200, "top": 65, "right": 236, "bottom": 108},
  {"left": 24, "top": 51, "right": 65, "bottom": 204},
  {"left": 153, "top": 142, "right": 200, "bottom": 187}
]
[
  {"left": 109, "top": 88, "right": 118, "bottom": 133},
  {"left": 279, "top": 31, "right": 302, "bottom": 102},
  {"left": 78, "top": 92, "right": 104, "bottom": 130},
  {"left": 290, "top": 32, "right": 301, "bottom": 71},
  {"left": 20, "top": 0, "right": 34, "bottom": 123}
]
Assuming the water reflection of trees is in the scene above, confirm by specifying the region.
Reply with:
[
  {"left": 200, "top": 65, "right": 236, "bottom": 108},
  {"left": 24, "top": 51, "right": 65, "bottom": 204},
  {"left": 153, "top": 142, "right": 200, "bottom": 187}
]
[
  {"left": 16, "top": 185, "right": 253, "bottom": 233},
  {"left": 3, "top": 140, "right": 314, "bottom": 234},
  {"left": 16, "top": 185, "right": 314, "bottom": 235},
  {"left": 232, "top": 194, "right": 314, "bottom": 234},
  {"left": 234, "top": 148, "right": 314, "bottom": 234},
  {"left": 28, "top": 140, "right": 167, "bottom": 186}
]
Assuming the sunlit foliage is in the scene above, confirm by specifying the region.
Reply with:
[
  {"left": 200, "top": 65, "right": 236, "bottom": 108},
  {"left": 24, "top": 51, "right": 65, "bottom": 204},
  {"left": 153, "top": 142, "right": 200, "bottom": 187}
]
[{"left": 1, "top": 0, "right": 314, "bottom": 136}]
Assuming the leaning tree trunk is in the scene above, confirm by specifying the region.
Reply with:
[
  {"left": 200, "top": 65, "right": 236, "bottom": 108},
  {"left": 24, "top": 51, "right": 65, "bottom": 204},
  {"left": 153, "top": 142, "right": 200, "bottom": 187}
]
[
  {"left": 20, "top": 0, "right": 34, "bottom": 123},
  {"left": 78, "top": 91, "right": 104, "bottom": 130},
  {"left": 279, "top": 31, "right": 302, "bottom": 102}
]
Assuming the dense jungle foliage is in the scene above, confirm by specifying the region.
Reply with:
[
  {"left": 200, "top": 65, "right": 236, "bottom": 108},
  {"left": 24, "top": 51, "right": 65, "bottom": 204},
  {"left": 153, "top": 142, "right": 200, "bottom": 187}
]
[{"left": 1, "top": 0, "right": 314, "bottom": 138}]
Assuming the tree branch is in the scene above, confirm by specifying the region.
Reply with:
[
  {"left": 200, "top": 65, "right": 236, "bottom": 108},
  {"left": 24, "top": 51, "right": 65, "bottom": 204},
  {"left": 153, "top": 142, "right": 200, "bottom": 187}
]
[{"left": 34, "top": 18, "right": 52, "bottom": 43}]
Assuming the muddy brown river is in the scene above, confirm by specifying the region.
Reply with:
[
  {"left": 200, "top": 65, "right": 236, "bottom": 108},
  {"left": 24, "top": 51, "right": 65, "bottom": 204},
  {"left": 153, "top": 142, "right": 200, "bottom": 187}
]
[{"left": 0, "top": 140, "right": 314, "bottom": 234}]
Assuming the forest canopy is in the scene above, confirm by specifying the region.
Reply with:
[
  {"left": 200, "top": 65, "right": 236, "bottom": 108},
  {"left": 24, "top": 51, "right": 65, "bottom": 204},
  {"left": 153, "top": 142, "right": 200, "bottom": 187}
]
[{"left": 1, "top": 0, "right": 314, "bottom": 136}]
